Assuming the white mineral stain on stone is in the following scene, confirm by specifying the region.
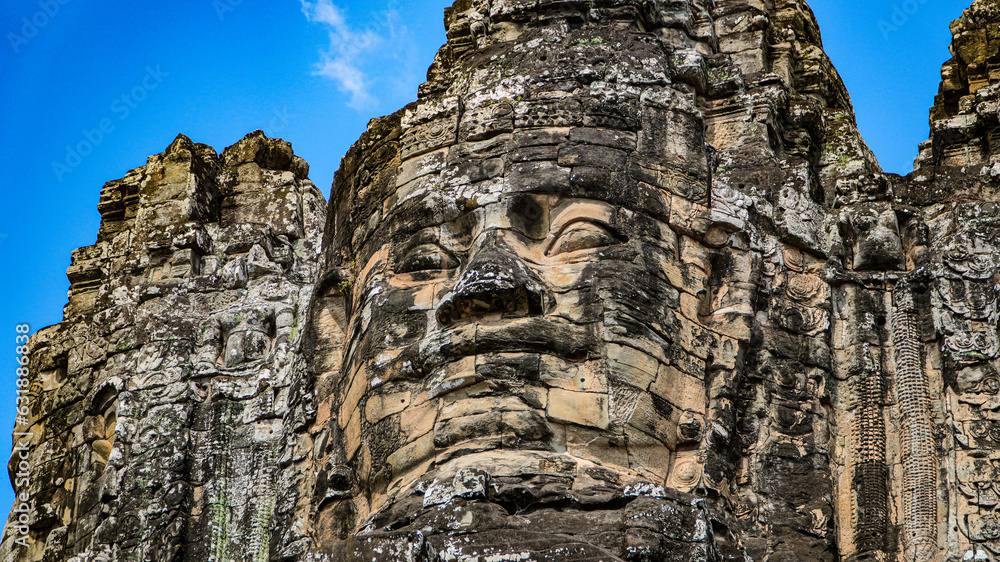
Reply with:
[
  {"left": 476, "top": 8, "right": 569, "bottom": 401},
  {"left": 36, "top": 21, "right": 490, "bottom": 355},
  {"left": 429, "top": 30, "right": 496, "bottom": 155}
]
[
  {"left": 624, "top": 482, "right": 667, "bottom": 498},
  {"left": 694, "top": 515, "right": 708, "bottom": 541},
  {"left": 485, "top": 553, "right": 531, "bottom": 561},
  {"left": 460, "top": 510, "right": 474, "bottom": 527}
]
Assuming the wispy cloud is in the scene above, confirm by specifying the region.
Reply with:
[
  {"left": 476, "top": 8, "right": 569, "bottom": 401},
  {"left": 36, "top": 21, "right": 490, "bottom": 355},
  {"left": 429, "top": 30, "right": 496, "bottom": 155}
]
[{"left": 300, "top": 0, "right": 411, "bottom": 110}]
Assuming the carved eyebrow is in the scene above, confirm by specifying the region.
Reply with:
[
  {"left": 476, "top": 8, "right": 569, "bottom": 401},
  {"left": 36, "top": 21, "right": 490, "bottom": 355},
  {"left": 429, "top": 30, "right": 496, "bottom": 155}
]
[
  {"left": 551, "top": 216, "right": 615, "bottom": 236},
  {"left": 547, "top": 202, "right": 615, "bottom": 234}
]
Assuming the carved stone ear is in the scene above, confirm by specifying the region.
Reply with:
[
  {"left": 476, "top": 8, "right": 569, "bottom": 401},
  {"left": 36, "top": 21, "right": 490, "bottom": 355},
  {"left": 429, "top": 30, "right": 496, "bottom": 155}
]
[
  {"left": 306, "top": 267, "right": 352, "bottom": 377},
  {"left": 85, "top": 380, "right": 121, "bottom": 470},
  {"left": 194, "top": 319, "right": 223, "bottom": 374},
  {"left": 900, "top": 215, "right": 931, "bottom": 269}
]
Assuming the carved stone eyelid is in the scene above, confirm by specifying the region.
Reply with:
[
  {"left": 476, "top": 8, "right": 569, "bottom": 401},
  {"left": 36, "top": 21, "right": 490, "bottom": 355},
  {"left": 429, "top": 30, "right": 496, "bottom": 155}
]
[
  {"left": 395, "top": 243, "right": 459, "bottom": 273},
  {"left": 545, "top": 217, "right": 622, "bottom": 256},
  {"left": 394, "top": 229, "right": 443, "bottom": 258}
]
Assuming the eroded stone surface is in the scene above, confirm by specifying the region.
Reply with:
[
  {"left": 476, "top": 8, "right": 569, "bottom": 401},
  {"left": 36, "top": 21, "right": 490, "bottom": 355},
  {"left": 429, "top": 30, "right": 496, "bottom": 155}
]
[
  {"left": 11, "top": 1, "right": 1000, "bottom": 561},
  {"left": 293, "top": 1, "right": 863, "bottom": 560},
  {"left": 0, "top": 131, "right": 326, "bottom": 561}
]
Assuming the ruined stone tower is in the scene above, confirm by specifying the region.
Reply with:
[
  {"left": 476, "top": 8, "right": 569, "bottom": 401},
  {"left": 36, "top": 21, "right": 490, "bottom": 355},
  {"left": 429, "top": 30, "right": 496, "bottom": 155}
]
[{"left": 7, "top": 1, "right": 1000, "bottom": 560}]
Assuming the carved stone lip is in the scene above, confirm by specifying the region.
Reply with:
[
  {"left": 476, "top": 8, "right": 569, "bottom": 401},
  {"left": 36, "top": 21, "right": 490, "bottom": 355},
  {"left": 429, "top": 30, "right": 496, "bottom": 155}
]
[
  {"left": 435, "top": 285, "right": 547, "bottom": 327},
  {"left": 416, "top": 316, "right": 599, "bottom": 379}
]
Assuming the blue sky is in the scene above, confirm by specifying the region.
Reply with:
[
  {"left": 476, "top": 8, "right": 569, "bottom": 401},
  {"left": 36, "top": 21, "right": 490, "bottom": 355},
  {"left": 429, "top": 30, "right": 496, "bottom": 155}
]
[{"left": 0, "top": 0, "right": 973, "bottom": 517}]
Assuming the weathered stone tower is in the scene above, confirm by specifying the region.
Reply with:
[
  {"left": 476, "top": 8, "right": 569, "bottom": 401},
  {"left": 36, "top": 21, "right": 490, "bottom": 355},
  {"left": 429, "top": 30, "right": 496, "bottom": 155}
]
[{"left": 8, "top": 1, "right": 1000, "bottom": 561}]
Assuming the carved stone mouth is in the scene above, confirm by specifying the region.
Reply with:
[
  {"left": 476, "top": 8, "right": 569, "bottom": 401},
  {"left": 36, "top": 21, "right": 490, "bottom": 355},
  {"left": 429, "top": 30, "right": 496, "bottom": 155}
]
[
  {"left": 416, "top": 317, "right": 599, "bottom": 382},
  {"left": 435, "top": 286, "right": 545, "bottom": 327}
]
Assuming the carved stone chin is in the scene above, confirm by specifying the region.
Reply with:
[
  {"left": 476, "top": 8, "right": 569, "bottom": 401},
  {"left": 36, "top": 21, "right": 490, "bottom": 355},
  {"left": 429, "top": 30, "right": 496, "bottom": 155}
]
[{"left": 13, "top": 1, "right": 1000, "bottom": 561}]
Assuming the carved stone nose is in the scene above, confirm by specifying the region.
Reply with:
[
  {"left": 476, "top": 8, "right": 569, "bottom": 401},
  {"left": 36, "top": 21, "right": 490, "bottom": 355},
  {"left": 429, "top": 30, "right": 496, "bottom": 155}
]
[{"left": 436, "top": 244, "right": 546, "bottom": 327}]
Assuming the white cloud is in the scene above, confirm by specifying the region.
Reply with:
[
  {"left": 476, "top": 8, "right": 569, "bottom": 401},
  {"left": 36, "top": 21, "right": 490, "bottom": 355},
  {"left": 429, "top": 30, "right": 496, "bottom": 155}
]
[{"left": 300, "top": 0, "right": 405, "bottom": 110}]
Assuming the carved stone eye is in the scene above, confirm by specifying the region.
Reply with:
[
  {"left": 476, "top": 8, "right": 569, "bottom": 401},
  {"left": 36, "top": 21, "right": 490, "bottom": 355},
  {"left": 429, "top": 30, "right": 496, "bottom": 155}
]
[
  {"left": 397, "top": 244, "right": 457, "bottom": 273},
  {"left": 547, "top": 220, "right": 620, "bottom": 256}
]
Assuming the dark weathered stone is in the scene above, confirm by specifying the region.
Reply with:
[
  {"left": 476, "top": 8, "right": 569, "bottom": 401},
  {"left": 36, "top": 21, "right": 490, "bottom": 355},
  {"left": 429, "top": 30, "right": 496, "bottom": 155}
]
[
  {"left": 0, "top": 131, "right": 326, "bottom": 562},
  {"left": 11, "top": 1, "right": 1000, "bottom": 561}
]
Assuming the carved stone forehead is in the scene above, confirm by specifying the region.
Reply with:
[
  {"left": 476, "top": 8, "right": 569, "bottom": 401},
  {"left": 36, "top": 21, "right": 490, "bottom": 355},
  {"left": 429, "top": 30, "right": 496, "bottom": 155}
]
[
  {"left": 332, "top": 108, "right": 708, "bottom": 257},
  {"left": 324, "top": 0, "right": 716, "bottom": 262}
]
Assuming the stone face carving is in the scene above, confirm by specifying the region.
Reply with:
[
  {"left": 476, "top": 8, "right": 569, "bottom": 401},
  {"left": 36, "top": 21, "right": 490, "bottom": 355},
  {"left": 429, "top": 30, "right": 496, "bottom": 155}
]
[
  {"left": 0, "top": 132, "right": 326, "bottom": 561},
  {"left": 330, "top": 155, "right": 711, "bottom": 539},
  {"left": 14, "top": 0, "right": 1000, "bottom": 561},
  {"left": 295, "top": 0, "right": 846, "bottom": 558}
]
